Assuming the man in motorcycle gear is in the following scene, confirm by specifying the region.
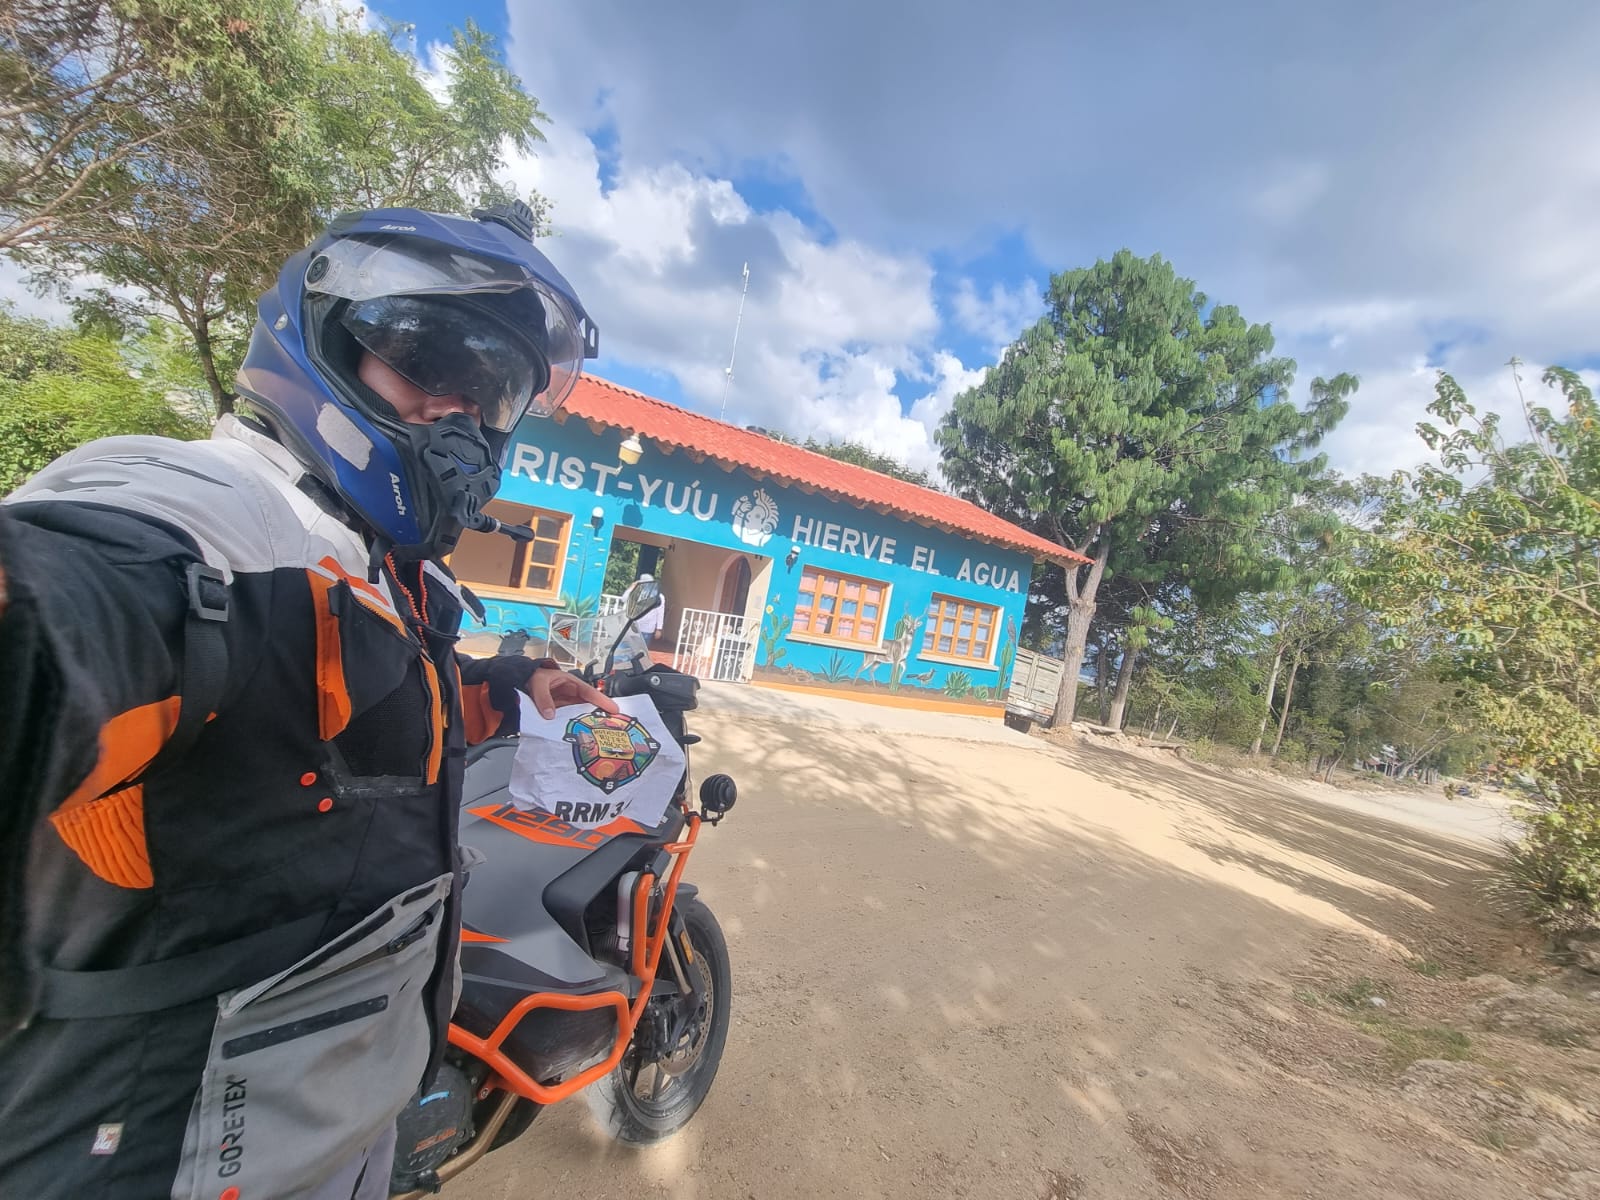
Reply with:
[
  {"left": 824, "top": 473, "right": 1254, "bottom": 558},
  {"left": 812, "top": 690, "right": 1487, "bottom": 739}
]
[{"left": 0, "top": 202, "right": 612, "bottom": 1198}]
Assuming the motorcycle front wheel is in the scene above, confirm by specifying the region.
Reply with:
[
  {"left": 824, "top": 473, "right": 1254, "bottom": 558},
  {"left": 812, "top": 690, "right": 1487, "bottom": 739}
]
[{"left": 586, "top": 898, "right": 731, "bottom": 1145}]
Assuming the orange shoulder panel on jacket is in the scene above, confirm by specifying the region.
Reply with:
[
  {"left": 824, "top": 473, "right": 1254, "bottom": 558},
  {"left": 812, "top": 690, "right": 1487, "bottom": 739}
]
[
  {"left": 47, "top": 696, "right": 181, "bottom": 888},
  {"left": 49, "top": 785, "right": 154, "bottom": 888},
  {"left": 58, "top": 695, "right": 181, "bottom": 814}
]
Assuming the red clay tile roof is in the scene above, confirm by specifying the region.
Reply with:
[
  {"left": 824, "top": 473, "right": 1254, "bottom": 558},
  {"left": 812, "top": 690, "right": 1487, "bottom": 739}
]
[{"left": 561, "top": 375, "right": 1089, "bottom": 566}]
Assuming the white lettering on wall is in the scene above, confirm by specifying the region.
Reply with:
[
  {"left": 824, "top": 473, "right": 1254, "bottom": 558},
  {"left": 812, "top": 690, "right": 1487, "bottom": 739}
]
[
  {"left": 663, "top": 482, "right": 692, "bottom": 514},
  {"left": 505, "top": 446, "right": 1024, "bottom": 594},
  {"left": 956, "top": 558, "right": 1022, "bottom": 592},
  {"left": 511, "top": 445, "right": 544, "bottom": 478}
]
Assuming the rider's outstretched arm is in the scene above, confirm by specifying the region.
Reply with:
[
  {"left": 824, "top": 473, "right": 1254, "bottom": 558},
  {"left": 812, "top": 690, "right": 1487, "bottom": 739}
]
[{"left": 0, "top": 501, "right": 196, "bottom": 1033}]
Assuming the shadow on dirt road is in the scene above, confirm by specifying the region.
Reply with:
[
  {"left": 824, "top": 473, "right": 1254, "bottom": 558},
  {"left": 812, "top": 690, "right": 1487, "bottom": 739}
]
[{"left": 451, "top": 711, "right": 1570, "bottom": 1200}]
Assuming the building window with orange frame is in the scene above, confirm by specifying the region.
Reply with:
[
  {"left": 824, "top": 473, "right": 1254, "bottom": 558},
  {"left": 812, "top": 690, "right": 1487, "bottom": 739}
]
[
  {"left": 448, "top": 499, "right": 570, "bottom": 602},
  {"left": 921, "top": 593, "right": 1000, "bottom": 666},
  {"left": 790, "top": 567, "right": 888, "bottom": 648}
]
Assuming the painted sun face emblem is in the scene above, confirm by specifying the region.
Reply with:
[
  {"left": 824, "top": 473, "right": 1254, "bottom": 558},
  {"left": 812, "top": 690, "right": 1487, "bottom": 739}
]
[{"left": 563, "top": 709, "right": 661, "bottom": 792}]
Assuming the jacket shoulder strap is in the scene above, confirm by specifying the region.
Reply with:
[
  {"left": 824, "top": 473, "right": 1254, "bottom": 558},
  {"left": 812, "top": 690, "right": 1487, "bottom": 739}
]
[{"left": 148, "top": 561, "right": 231, "bottom": 771}]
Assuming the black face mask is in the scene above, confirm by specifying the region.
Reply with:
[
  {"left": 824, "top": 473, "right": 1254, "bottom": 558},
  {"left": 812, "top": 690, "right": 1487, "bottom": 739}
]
[{"left": 388, "top": 412, "right": 503, "bottom": 561}]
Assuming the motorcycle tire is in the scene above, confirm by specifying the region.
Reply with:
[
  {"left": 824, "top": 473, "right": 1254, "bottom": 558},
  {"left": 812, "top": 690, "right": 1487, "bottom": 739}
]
[{"left": 586, "top": 898, "right": 731, "bottom": 1145}]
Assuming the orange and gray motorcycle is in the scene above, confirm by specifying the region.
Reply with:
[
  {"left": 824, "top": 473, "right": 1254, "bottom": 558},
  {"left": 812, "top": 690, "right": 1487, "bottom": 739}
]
[{"left": 388, "top": 590, "right": 738, "bottom": 1196}]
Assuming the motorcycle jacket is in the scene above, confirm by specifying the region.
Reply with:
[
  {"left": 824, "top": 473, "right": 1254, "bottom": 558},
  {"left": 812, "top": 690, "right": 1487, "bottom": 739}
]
[{"left": 0, "top": 415, "right": 523, "bottom": 1197}]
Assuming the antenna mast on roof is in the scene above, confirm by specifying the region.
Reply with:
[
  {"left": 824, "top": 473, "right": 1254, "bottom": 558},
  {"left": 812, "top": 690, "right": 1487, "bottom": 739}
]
[{"left": 718, "top": 261, "right": 750, "bottom": 422}]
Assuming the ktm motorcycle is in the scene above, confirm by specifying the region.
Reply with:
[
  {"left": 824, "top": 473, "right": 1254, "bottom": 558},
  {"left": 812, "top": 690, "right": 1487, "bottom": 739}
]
[{"left": 389, "top": 586, "right": 738, "bottom": 1196}]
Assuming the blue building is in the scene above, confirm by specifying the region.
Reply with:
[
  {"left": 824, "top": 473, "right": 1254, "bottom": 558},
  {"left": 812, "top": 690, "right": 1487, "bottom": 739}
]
[{"left": 451, "top": 376, "right": 1080, "bottom": 715}]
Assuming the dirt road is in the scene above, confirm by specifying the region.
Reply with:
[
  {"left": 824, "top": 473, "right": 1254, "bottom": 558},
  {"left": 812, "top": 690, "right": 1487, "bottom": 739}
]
[{"left": 448, "top": 697, "right": 1600, "bottom": 1200}]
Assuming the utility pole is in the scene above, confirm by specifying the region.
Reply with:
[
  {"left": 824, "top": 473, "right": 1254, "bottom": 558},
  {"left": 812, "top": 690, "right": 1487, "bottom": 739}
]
[{"left": 719, "top": 262, "right": 750, "bottom": 422}]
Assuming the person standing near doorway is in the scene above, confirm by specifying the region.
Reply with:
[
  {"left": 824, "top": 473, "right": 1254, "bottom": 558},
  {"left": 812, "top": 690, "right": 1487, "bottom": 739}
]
[{"left": 633, "top": 572, "right": 666, "bottom": 644}]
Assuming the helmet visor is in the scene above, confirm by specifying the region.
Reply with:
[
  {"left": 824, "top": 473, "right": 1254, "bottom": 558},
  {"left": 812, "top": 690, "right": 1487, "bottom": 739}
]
[
  {"left": 311, "top": 236, "right": 590, "bottom": 421},
  {"left": 344, "top": 296, "right": 554, "bottom": 433}
]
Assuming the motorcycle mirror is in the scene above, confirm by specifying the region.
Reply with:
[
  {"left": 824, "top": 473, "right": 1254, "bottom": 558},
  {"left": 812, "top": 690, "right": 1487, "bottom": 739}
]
[
  {"left": 627, "top": 579, "right": 662, "bottom": 620},
  {"left": 594, "top": 579, "right": 662, "bottom": 682}
]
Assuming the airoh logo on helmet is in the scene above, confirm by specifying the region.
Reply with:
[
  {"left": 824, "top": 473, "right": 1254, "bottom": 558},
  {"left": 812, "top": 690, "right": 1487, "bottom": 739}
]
[
  {"left": 379, "top": 224, "right": 418, "bottom": 232},
  {"left": 390, "top": 472, "right": 408, "bottom": 515}
]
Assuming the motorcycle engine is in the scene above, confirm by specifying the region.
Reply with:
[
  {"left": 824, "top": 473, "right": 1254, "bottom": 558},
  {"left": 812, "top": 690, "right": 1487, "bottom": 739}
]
[{"left": 389, "top": 1060, "right": 478, "bottom": 1193}]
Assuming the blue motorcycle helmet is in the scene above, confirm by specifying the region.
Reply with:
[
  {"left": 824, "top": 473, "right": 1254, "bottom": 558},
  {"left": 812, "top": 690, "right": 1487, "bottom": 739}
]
[{"left": 235, "top": 201, "right": 598, "bottom": 562}]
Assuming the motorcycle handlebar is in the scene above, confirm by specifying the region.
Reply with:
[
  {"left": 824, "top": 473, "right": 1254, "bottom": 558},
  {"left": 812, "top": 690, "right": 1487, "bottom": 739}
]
[{"left": 604, "top": 657, "right": 700, "bottom": 711}]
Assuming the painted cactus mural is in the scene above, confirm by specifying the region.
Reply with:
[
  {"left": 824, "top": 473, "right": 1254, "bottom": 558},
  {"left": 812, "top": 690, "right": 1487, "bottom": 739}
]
[
  {"left": 758, "top": 596, "right": 791, "bottom": 668},
  {"left": 998, "top": 616, "right": 1018, "bottom": 686}
]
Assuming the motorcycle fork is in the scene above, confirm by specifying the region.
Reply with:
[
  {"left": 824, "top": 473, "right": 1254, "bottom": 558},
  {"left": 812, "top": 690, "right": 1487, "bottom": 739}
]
[{"left": 662, "top": 908, "right": 700, "bottom": 1004}]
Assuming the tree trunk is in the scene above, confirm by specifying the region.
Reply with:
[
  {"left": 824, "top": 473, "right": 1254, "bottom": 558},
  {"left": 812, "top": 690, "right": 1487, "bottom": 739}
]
[
  {"left": 1094, "top": 636, "right": 1113, "bottom": 725},
  {"left": 1322, "top": 750, "right": 1343, "bottom": 784},
  {"left": 1048, "top": 538, "right": 1109, "bottom": 729},
  {"left": 1107, "top": 645, "right": 1138, "bottom": 730},
  {"left": 1166, "top": 714, "right": 1179, "bottom": 739},
  {"left": 1148, "top": 697, "right": 1164, "bottom": 738},
  {"left": 191, "top": 310, "right": 234, "bottom": 418},
  {"left": 1250, "top": 643, "right": 1285, "bottom": 756},
  {"left": 1269, "top": 650, "right": 1302, "bottom": 757}
]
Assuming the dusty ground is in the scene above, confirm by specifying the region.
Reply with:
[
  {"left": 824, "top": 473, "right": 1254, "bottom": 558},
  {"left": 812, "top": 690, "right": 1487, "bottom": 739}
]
[{"left": 448, "top": 697, "right": 1600, "bottom": 1200}]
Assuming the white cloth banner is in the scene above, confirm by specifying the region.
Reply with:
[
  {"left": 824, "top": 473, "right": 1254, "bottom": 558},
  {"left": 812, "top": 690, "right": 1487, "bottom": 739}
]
[{"left": 508, "top": 692, "right": 685, "bottom": 829}]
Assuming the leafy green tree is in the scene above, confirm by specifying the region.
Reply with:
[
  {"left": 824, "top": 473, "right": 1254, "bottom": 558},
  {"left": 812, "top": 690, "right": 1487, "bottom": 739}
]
[
  {"left": 0, "top": 316, "right": 209, "bottom": 493},
  {"left": 0, "top": 303, "right": 72, "bottom": 382},
  {"left": 602, "top": 539, "right": 641, "bottom": 596},
  {"left": 2, "top": 2, "right": 550, "bottom": 417},
  {"left": 790, "top": 436, "right": 935, "bottom": 488},
  {"left": 939, "top": 250, "right": 1350, "bottom": 727},
  {"left": 1359, "top": 364, "right": 1600, "bottom": 930}
]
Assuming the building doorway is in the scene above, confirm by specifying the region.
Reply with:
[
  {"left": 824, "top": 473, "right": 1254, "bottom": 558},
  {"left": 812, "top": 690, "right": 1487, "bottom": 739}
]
[{"left": 716, "top": 554, "right": 752, "bottom": 616}]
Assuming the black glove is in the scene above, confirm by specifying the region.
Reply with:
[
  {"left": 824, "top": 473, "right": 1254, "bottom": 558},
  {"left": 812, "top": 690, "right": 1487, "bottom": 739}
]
[{"left": 458, "top": 653, "right": 556, "bottom": 736}]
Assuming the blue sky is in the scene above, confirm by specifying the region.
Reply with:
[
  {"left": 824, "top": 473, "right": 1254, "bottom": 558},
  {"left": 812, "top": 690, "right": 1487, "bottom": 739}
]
[{"left": 23, "top": 0, "right": 1597, "bottom": 479}]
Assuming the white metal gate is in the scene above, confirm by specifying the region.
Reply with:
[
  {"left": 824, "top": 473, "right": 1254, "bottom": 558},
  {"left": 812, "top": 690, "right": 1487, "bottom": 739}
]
[{"left": 673, "top": 607, "right": 755, "bottom": 682}]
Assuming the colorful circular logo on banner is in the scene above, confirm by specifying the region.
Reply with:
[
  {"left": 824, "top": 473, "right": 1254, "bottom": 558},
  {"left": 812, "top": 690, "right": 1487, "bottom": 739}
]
[{"left": 563, "top": 709, "right": 662, "bottom": 792}]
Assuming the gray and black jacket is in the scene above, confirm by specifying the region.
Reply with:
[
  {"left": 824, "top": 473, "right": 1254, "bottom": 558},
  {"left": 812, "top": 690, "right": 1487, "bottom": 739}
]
[{"left": 0, "top": 416, "right": 515, "bottom": 1197}]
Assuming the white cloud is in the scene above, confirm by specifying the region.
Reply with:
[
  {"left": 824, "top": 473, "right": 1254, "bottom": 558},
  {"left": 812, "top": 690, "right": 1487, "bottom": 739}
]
[
  {"left": 496, "top": 0, "right": 1600, "bottom": 485},
  {"left": 1248, "top": 161, "right": 1330, "bottom": 225},
  {"left": 499, "top": 121, "right": 959, "bottom": 472},
  {"left": 950, "top": 278, "right": 1042, "bottom": 353}
]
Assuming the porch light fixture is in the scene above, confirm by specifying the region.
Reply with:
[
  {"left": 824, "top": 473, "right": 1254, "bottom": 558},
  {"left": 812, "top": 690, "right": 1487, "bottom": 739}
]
[
  {"left": 590, "top": 505, "right": 605, "bottom": 531},
  {"left": 784, "top": 545, "right": 800, "bottom": 569},
  {"left": 618, "top": 433, "right": 644, "bottom": 465}
]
